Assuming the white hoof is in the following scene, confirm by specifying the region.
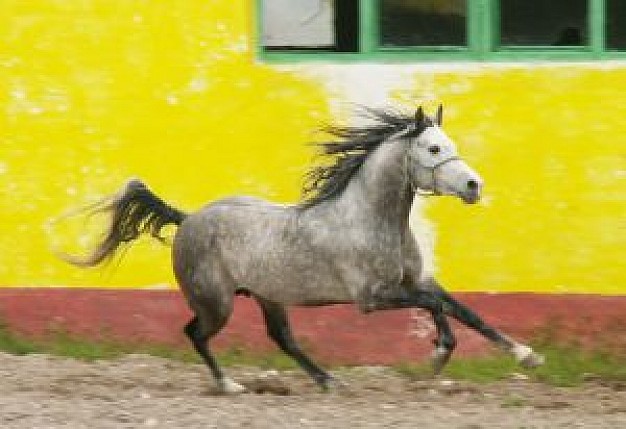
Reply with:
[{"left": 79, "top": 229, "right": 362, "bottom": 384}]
[
  {"left": 513, "top": 344, "right": 545, "bottom": 368},
  {"left": 520, "top": 351, "right": 545, "bottom": 368},
  {"left": 432, "top": 346, "right": 450, "bottom": 360},
  {"left": 431, "top": 346, "right": 452, "bottom": 374},
  {"left": 218, "top": 377, "right": 247, "bottom": 395}
]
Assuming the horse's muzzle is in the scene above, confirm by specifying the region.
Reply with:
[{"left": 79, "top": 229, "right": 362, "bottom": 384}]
[
  {"left": 461, "top": 192, "right": 480, "bottom": 204},
  {"left": 460, "top": 179, "right": 481, "bottom": 204}
]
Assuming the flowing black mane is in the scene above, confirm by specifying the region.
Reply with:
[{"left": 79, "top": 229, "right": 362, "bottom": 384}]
[{"left": 300, "top": 107, "right": 434, "bottom": 207}]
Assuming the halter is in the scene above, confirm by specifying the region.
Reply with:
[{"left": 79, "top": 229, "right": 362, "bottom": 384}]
[
  {"left": 423, "top": 155, "right": 461, "bottom": 196},
  {"left": 390, "top": 124, "right": 462, "bottom": 197}
]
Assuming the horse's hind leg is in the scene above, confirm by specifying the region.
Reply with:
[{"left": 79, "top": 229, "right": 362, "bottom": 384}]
[
  {"left": 425, "top": 278, "right": 544, "bottom": 368},
  {"left": 183, "top": 303, "right": 246, "bottom": 394},
  {"left": 255, "top": 297, "right": 336, "bottom": 390}
]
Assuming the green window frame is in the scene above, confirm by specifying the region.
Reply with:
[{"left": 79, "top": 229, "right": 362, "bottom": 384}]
[{"left": 256, "top": 0, "right": 626, "bottom": 62}]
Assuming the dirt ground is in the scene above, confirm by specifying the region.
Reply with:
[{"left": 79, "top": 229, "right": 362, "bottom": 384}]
[{"left": 0, "top": 352, "right": 624, "bottom": 429}]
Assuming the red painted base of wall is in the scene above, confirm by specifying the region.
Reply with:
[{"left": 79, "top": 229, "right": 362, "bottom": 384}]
[{"left": 0, "top": 289, "right": 624, "bottom": 364}]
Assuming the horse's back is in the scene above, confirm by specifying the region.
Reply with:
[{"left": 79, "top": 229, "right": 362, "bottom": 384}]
[{"left": 175, "top": 195, "right": 293, "bottom": 250}]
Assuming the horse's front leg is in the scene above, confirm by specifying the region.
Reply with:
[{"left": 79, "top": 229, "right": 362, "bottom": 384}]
[
  {"left": 360, "top": 285, "right": 456, "bottom": 374},
  {"left": 421, "top": 278, "right": 544, "bottom": 368}
]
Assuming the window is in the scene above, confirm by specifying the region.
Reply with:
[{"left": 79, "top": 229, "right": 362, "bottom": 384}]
[
  {"left": 380, "top": 0, "right": 467, "bottom": 47},
  {"left": 261, "top": 0, "right": 359, "bottom": 52},
  {"left": 258, "top": 0, "right": 626, "bottom": 61},
  {"left": 606, "top": 0, "right": 626, "bottom": 50},
  {"left": 500, "top": 0, "right": 588, "bottom": 47}
]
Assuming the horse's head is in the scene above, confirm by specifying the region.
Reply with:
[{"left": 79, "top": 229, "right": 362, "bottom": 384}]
[{"left": 403, "top": 106, "right": 482, "bottom": 204}]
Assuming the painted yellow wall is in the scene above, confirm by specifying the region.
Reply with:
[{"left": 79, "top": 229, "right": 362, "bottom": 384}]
[
  {"left": 409, "top": 69, "right": 626, "bottom": 295},
  {"left": 0, "top": 1, "right": 623, "bottom": 294}
]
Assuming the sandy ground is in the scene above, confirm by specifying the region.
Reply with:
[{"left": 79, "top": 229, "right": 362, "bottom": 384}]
[{"left": 0, "top": 352, "right": 624, "bottom": 429}]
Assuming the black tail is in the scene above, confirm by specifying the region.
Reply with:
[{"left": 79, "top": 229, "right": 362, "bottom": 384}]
[{"left": 62, "top": 179, "right": 186, "bottom": 267}]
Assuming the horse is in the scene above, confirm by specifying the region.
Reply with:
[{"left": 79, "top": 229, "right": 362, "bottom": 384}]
[{"left": 62, "top": 106, "right": 544, "bottom": 394}]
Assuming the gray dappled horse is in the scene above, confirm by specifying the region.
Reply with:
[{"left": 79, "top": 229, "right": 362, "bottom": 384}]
[{"left": 63, "top": 106, "right": 543, "bottom": 393}]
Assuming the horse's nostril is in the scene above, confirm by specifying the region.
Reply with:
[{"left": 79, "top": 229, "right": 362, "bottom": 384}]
[{"left": 467, "top": 179, "right": 479, "bottom": 190}]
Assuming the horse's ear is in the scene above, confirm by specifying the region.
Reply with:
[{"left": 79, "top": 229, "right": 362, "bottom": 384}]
[
  {"left": 415, "top": 106, "right": 424, "bottom": 123},
  {"left": 435, "top": 104, "right": 443, "bottom": 126}
]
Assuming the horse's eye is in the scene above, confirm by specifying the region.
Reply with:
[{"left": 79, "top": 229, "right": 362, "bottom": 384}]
[{"left": 428, "top": 145, "right": 441, "bottom": 155}]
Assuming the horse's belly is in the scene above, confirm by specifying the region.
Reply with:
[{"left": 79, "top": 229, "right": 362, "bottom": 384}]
[{"left": 231, "top": 256, "right": 353, "bottom": 305}]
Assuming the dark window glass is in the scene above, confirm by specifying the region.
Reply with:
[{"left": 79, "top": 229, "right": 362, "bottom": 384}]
[
  {"left": 380, "top": 0, "right": 467, "bottom": 47},
  {"left": 500, "top": 0, "right": 587, "bottom": 47},
  {"left": 607, "top": 0, "right": 626, "bottom": 50},
  {"left": 262, "top": 0, "right": 358, "bottom": 52}
]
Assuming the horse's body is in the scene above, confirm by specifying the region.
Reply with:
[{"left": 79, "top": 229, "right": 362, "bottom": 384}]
[
  {"left": 176, "top": 138, "right": 414, "bottom": 308},
  {"left": 64, "top": 107, "right": 543, "bottom": 393},
  {"left": 176, "top": 198, "right": 359, "bottom": 307}
]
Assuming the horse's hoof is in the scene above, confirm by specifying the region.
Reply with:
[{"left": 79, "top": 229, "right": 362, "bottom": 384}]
[
  {"left": 513, "top": 344, "right": 545, "bottom": 368},
  {"left": 431, "top": 346, "right": 452, "bottom": 375},
  {"left": 320, "top": 376, "right": 349, "bottom": 393},
  {"left": 218, "top": 377, "right": 248, "bottom": 395},
  {"left": 519, "top": 351, "right": 545, "bottom": 368}
]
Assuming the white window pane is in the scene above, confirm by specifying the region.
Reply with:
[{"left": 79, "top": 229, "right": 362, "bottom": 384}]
[{"left": 262, "top": 0, "right": 335, "bottom": 48}]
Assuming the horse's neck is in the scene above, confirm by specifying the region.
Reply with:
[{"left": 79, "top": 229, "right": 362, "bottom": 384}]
[{"left": 337, "top": 141, "right": 414, "bottom": 230}]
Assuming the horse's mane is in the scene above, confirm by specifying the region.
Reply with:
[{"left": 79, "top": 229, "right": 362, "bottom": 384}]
[{"left": 300, "top": 107, "right": 434, "bottom": 208}]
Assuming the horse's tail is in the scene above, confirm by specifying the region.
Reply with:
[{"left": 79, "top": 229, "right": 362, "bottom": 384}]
[{"left": 61, "top": 179, "right": 187, "bottom": 267}]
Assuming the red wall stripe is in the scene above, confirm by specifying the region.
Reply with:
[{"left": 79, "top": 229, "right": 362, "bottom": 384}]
[{"left": 0, "top": 289, "right": 623, "bottom": 364}]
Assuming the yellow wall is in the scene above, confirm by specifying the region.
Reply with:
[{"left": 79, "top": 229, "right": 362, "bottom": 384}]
[
  {"left": 1, "top": 1, "right": 624, "bottom": 294},
  {"left": 414, "top": 69, "right": 625, "bottom": 295}
]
